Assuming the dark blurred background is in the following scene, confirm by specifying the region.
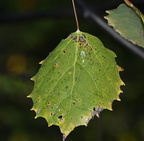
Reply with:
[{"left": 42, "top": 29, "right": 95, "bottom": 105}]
[{"left": 0, "top": 0, "right": 144, "bottom": 141}]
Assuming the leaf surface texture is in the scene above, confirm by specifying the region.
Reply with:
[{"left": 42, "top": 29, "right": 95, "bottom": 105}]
[
  {"left": 29, "top": 30, "right": 124, "bottom": 140},
  {"left": 105, "top": 4, "right": 144, "bottom": 48}
]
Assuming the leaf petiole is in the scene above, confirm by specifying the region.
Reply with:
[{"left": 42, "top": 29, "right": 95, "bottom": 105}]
[{"left": 72, "top": 0, "right": 80, "bottom": 30}]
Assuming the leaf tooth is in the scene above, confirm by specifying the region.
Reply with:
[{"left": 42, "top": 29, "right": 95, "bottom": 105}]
[
  {"left": 105, "top": 10, "right": 110, "bottom": 14},
  {"left": 121, "top": 80, "right": 125, "bottom": 86},
  {"left": 30, "top": 76, "right": 35, "bottom": 81},
  {"left": 30, "top": 107, "right": 35, "bottom": 111},
  {"left": 47, "top": 122, "right": 53, "bottom": 127},
  {"left": 104, "top": 16, "right": 109, "bottom": 21},
  {"left": 34, "top": 109, "right": 41, "bottom": 119},
  {"left": 34, "top": 116, "right": 38, "bottom": 119},
  {"left": 117, "top": 65, "right": 124, "bottom": 71},
  {"left": 27, "top": 94, "right": 31, "bottom": 98},
  {"left": 109, "top": 107, "right": 113, "bottom": 111},
  {"left": 119, "top": 89, "right": 123, "bottom": 94},
  {"left": 107, "top": 103, "right": 113, "bottom": 111},
  {"left": 116, "top": 97, "right": 121, "bottom": 101},
  {"left": 39, "top": 60, "right": 44, "bottom": 64}
]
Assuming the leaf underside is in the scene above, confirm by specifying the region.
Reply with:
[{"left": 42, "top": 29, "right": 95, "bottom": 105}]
[
  {"left": 28, "top": 30, "right": 124, "bottom": 140},
  {"left": 105, "top": 4, "right": 144, "bottom": 48}
]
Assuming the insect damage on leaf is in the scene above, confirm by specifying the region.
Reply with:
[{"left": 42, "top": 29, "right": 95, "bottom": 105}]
[{"left": 28, "top": 30, "right": 124, "bottom": 140}]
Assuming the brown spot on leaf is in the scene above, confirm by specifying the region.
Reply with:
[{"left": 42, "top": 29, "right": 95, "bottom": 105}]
[
  {"left": 72, "top": 101, "right": 76, "bottom": 105},
  {"left": 72, "top": 35, "right": 77, "bottom": 41},
  {"left": 79, "top": 36, "right": 86, "bottom": 43},
  {"left": 51, "top": 113, "right": 54, "bottom": 116},
  {"left": 54, "top": 63, "right": 59, "bottom": 68},
  {"left": 82, "top": 34, "right": 86, "bottom": 38},
  {"left": 63, "top": 49, "right": 67, "bottom": 54}
]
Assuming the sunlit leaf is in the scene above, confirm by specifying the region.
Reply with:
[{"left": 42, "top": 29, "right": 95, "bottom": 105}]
[
  {"left": 105, "top": 4, "right": 144, "bottom": 48},
  {"left": 28, "top": 30, "right": 124, "bottom": 140}
]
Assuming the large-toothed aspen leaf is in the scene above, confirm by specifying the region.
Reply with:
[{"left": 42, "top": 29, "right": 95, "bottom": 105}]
[
  {"left": 28, "top": 30, "right": 124, "bottom": 140},
  {"left": 105, "top": 3, "right": 144, "bottom": 48}
]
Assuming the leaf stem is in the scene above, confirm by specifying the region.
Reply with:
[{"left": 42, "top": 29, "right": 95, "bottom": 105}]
[
  {"left": 124, "top": 0, "right": 133, "bottom": 7},
  {"left": 72, "top": 0, "right": 80, "bottom": 30}
]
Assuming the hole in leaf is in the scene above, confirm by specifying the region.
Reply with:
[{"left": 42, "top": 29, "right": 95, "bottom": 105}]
[
  {"left": 72, "top": 101, "right": 76, "bottom": 105},
  {"left": 58, "top": 115, "right": 63, "bottom": 122},
  {"left": 63, "top": 49, "right": 67, "bottom": 53}
]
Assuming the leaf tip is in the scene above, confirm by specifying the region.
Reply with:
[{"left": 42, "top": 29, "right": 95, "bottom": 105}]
[{"left": 62, "top": 134, "right": 66, "bottom": 141}]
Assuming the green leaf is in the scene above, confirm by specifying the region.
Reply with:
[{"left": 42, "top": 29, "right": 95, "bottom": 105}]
[
  {"left": 28, "top": 30, "right": 124, "bottom": 140},
  {"left": 105, "top": 4, "right": 144, "bottom": 48},
  {"left": 124, "top": 0, "right": 144, "bottom": 22}
]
